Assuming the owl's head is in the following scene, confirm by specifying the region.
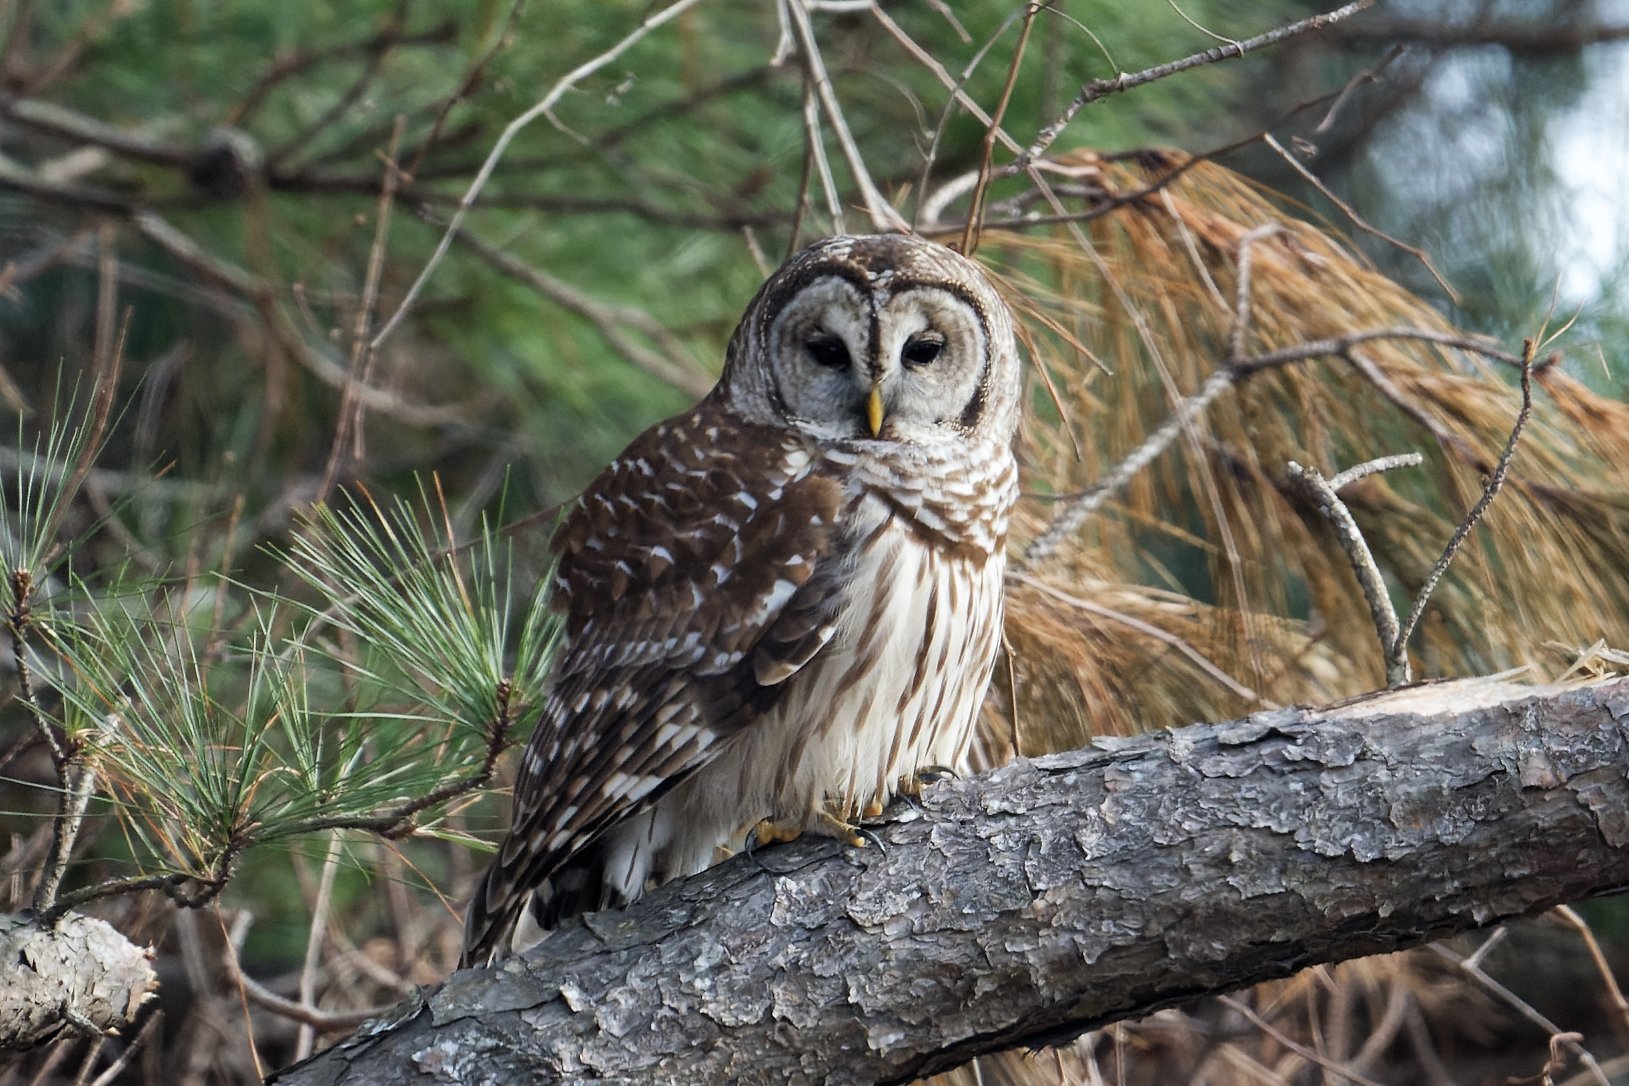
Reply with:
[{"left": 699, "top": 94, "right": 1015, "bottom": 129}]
[{"left": 719, "top": 234, "right": 1020, "bottom": 447}]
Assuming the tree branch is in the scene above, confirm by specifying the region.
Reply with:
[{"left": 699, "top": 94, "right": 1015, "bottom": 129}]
[{"left": 273, "top": 677, "right": 1629, "bottom": 1085}]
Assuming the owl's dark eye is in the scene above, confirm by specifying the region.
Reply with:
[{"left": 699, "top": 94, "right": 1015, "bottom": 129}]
[
  {"left": 901, "top": 334, "right": 944, "bottom": 369},
  {"left": 806, "top": 334, "right": 850, "bottom": 370}
]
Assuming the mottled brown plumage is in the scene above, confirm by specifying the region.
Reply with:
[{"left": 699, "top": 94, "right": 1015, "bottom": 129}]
[{"left": 464, "top": 234, "right": 1021, "bottom": 966}]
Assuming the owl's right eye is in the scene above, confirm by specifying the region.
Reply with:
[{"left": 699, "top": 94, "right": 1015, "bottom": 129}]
[{"left": 805, "top": 335, "right": 851, "bottom": 370}]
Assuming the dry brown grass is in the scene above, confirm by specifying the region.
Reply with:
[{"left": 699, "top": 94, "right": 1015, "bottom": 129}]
[{"left": 938, "top": 149, "right": 1629, "bottom": 1086}]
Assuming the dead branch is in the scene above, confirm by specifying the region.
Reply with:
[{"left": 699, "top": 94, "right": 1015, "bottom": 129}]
[
  {"left": 273, "top": 677, "right": 1629, "bottom": 1085},
  {"left": 1018, "top": 1, "right": 1375, "bottom": 169},
  {"left": 1336, "top": 17, "right": 1629, "bottom": 54}
]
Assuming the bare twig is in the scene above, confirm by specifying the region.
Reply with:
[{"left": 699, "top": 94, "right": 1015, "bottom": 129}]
[
  {"left": 1551, "top": 905, "right": 1629, "bottom": 1041},
  {"left": 781, "top": 0, "right": 908, "bottom": 233},
  {"left": 1284, "top": 458, "right": 1409, "bottom": 687},
  {"left": 869, "top": 3, "right": 1022, "bottom": 153},
  {"left": 1328, "top": 452, "right": 1425, "bottom": 492},
  {"left": 403, "top": 0, "right": 527, "bottom": 180},
  {"left": 317, "top": 117, "right": 406, "bottom": 502},
  {"left": 1024, "top": 319, "right": 1534, "bottom": 569},
  {"left": 1227, "top": 224, "right": 1284, "bottom": 360},
  {"left": 85, "top": 1012, "right": 160, "bottom": 1086},
  {"left": 1429, "top": 942, "right": 1613, "bottom": 1086},
  {"left": 1315, "top": 44, "right": 1406, "bottom": 133},
  {"left": 1218, "top": 996, "right": 1388, "bottom": 1086},
  {"left": 796, "top": 68, "right": 845, "bottom": 236},
  {"left": 1234, "top": 326, "right": 1528, "bottom": 374},
  {"left": 962, "top": 2, "right": 1039, "bottom": 255},
  {"left": 1010, "top": 571, "right": 1260, "bottom": 702},
  {"left": 231, "top": 967, "right": 388, "bottom": 1033},
  {"left": 370, "top": 0, "right": 708, "bottom": 352},
  {"left": 0, "top": 93, "right": 195, "bottom": 168},
  {"left": 295, "top": 834, "right": 346, "bottom": 1059},
  {"left": 1018, "top": 1, "right": 1375, "bottom": 168},
  {"left": 1025, "top": 222, "right": 1281, "bottom": 564},
  {"left": 6, "top": 569, "right": 62, "bottom": 765},
  {"left": 1263, "top": 133, "right": 1458, "bottom": 302},
  {"left": 1394, "top": 343, "right": 1536, "bottom": 662},
  {"left": 227, "top": 19, "right": 459, "bottom": 126},
  {"left": 30, "top": 719, "right": 108, "bottom": 913},
  {"left": 265, "top": 0, "right": 410, "bottom": 170},
  {"left": 452, "top": 226, "right": 713, "bottom": 398},
  {"left": 1024, "top": 367, "right": 1234, "bottom": 565}
]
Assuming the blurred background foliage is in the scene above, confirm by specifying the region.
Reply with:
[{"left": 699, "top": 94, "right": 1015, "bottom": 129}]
[{"left": 2, "top": 0, "right": 1628, "bottom": 1082}]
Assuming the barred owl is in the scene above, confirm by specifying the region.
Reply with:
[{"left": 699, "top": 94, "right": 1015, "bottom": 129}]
[{"left": 462, "top": 234, "right": 1021, "bottom": 967}]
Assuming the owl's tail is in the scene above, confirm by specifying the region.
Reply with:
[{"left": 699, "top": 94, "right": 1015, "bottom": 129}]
[{"left": 459, "top": 846, "right": 613, "bottom": 968}]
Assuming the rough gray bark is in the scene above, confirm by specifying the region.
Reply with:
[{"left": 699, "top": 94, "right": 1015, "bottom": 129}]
[
  {"left": 0, "top": 912, "right": 157, "bottom": 1049},
  {"left": 277, "top": 678, "right": 1629, "bottom": 1085}
]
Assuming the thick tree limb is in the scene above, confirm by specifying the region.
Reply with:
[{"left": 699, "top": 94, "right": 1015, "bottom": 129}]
[
  {"left": 0, "top": 913, "right": 157, "bottom": 1049},
  {"left": 278, "top": 677, "right": 1629, "bottom": 1084}
]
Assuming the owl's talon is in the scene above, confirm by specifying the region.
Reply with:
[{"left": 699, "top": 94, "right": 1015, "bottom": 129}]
[
  {"left": 861, "top": 798, "right": 886, "bottom": 820},
  {"left": 818, "top": 810, "right": 867, "bottom": 849},
  {"left": 750, "top": 818, "right": 804, "bottom": 848},
  {"left": 901, "top": 764, "right": 958, "bottom": 797}
]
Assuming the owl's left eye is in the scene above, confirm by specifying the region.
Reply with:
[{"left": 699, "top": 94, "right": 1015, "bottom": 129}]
[{"left": 901, "top": 333, "right": 945, "bottom": 369}]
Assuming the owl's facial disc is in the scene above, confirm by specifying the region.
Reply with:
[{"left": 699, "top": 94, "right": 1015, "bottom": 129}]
[{"left": 766, "top": 275, "right": 992, "bottom": 443}]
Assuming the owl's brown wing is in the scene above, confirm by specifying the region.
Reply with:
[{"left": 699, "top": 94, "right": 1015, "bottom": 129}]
[{"left": 463, "top": 403, "right": 846, "bottom": 963}]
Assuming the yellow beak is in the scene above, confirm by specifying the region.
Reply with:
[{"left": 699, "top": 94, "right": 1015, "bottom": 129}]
[{"left": 866, "top": 383, "right": 885, "bottom": 437}]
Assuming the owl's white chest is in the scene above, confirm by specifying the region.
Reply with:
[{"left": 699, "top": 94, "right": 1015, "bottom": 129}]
[
  {"left": 758, "top": 496, "right": 1005, "bottom": 818},
  {"left": 594, "top": 489, "right": 1006, "bottom": 902}
]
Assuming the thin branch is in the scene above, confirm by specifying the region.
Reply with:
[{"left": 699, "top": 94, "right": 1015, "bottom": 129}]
[
  {"left": 47, "top": 867, "right": 226, "bottom": 918},
  {"left": 1551, "top": 906, "right": 1629, "bottom": 1041},
  {"left": 1335, "top": 17, "right": 1629, "bottom": 54},
  {"left": 868, "top": 3, "right": 1022, "bottom": 153},
  {"left": 0, "top": 93, "right": 195, "bottom": 168},
  {"left": 782, "top": 0, "right": 909, "bottom": 233},
  {"left": 1218, "top": 996, "right": 1388, "bottom": 1086},
  {"left": 0, "top": 153, "right": 133, "bottom": 214},
  {"left": 1023, "top": 367, "right": 1234, "bottom": 565},
  {"left": 226, "top": 19, "right": 459, "bottom": 126},
  {"left": 796, "top": 65, "right": 845, "bottom": 235},
  {"left": 1341, "top": 349, "right": 1488, "bottom": 472},
  {"left": 317, "top": 117, "right": 406, "bottom": 502},
  {"left": 1023, "top": 319, "right": 1533, "bottom": 568},
  {"left": 1328, "top": 452, "right": 1424, "bottom": 492},
  {"left": 276, "top": 680, "right": 514, "bottom": 842},
  {"left": 925, "top": 45, "right": 1407, "bottom": 236},
  {"left": 1429, "top": 942, "right": 1613, "bottom": 1086},
  {"left": 369, "top": 0, "right": 708, "bottom": 353},
  {"left": 85, "top": 1012, "right": 160, "bottom": 1086},
  {"left": 1283, "top": 459, "right": 1409, "bottom": 687},
  {"left": 1262, "top": 133, "right": 1457, "bottom": 302},
  {"left": 264, "top": 0, "right": 410, "bottom": 171},
  {"left": 1018, "top": 1, "right": 1375, "bottom": 169},
  {"left": 6, "top": 570, "right": 63, "bottom": 766},
  {"left": 1227, "top": 224, "right": 1284, "bottom": 360},
  {"left": 1234, "top": 326, "right": 1529, "bottom": 374},
  {"left": 295, "top": 835, "right": 346, "bottom": 1059},
  {"left": 230, "top": 966, "right": 389, "bottom": 1033},
  {"left": 403, "top": 0, "right": 528, "bottom": 180},
  {"left": 31, "top": 740, "right": 100, "bottom": 913},
  {"left": 1394, "top": 343, "right": 1536, "bottom": 665},
  {"left": 1009, "top": 571, "right": 1259, "bottom": 703},
  {"left": 451, "top": 226, "right": 714, "bottom": 398},
  {"left": 962, "top": 2, "right": 1039, "bottom": 255}
]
